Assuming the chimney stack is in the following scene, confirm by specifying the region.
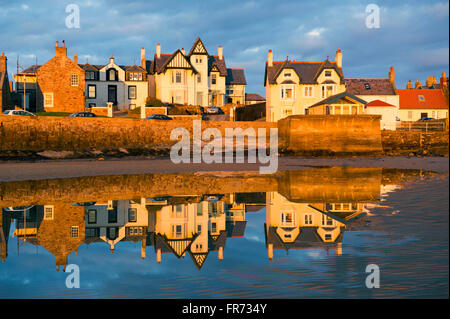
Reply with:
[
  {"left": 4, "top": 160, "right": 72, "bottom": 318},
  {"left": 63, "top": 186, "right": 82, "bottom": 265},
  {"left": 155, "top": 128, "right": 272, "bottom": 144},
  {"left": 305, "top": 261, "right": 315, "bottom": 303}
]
[
  {"left": 181, "top": 47, "right": 185, "bottom": 55},
  {"left": 55, "top": 40, "right": 67, "bottom": 57},
  {"left": 440, "top": 72, "right": 447, "bottom": 88},
  {"left": 74, "top": 52, "right": 78, "bottom": 65},
  {"left": 109, "top": 54, "right": 114, "bottom": 65},
  {"left": 218, "top": 45, "right": 223, "bottom": 60},
  {"left": 335, "top": 48, "right": 342, "bottom": 68},
  {"left": 156, "top": 43, "right": 161, "bottom": 59},
  {"left": 425, "top": 76, "right": 436, "bottom": 87},
  {"left": 415, "top": 79, "right": 422, "bottom": 89},
  {"left": 140, "top": 47, "right": 146, "bottom": 69},
  {"left": 406, "top": 80, "right": 413, "bottom": 89},
  {"left": 267, "top": 50, "right": 273, "bottom": 67},
  {"left": 218, "top": 246, "right": 223, "bottom": 261},
  {"left": 0, "top": 52, "right": 6, "bottom": 73},
  {"left": 389, "top": 66, "right": 395, "bottom": 86}
]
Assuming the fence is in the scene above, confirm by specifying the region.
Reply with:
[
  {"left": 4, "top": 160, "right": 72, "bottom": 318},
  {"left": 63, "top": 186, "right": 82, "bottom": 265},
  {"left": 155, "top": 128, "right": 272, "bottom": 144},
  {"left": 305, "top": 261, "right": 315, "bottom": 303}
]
[{"left": 396, "top": 120, "right": 447, "bottom": 132}]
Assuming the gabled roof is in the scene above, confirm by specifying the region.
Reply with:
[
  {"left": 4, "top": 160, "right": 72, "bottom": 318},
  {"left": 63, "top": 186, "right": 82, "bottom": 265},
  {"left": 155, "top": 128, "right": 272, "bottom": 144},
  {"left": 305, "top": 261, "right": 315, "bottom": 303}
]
[
  {"left": 345, "top": 78, "right": 396, "bottom": 95},
  {"left": 398, "top": 89, "right": 449, "bottom": 110},
  {"left": 188, "top": 250, "right": 209, "bottom": 270},
  {"left": 21, "top": 64, "right": 41, "bottom": 74},
  {"left": 308, "top": 92, "right": 367, "bottom": 108},
  {"left": 245, "top": 93, "right": 265, "bottom": 101},
  {"left": 226, "top": 221, "right": 247, "bottom": 237},
  {"left": 124, "top": 64, "right": 146, "bottom": 72},
  {"left": 265, "top": 58, "right": 344, "bottom": 86},
  {"left": 154, "top": 233, "right": 198, "bottom": 258},
  {"left": 208, "top": 56, "right": 227, "bottom": 76},
  {"left": 208, "top": 230, "right": 228, "bottom": 250},
  {"left": 79, "top": 63, "right": 99, "bottom": 72},
  {"left": 188, "top": 37, "right": 209, "bottom": 56},
  {"left": 153, "top": 50, "right": 197, "bottom": 74},
  {"left": 226, "top": 68, "right": 246, "bottom": 85},
  {"left": 366, "top": 99, "right": 396, "bottom": 108}
]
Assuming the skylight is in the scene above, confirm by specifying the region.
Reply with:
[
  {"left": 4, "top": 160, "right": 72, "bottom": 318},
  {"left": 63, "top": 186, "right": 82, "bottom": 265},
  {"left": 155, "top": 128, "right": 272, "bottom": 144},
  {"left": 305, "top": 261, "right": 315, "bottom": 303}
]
[{"left": 418, "top": 95, "right": 425, "bottom": 102}]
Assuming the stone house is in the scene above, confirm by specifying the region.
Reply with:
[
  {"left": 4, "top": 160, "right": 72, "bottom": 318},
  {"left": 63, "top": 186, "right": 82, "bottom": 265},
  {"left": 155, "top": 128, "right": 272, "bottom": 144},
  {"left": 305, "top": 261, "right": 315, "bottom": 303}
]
[{"left": 36, "top": 41, "right": 85, "bottom": 113}]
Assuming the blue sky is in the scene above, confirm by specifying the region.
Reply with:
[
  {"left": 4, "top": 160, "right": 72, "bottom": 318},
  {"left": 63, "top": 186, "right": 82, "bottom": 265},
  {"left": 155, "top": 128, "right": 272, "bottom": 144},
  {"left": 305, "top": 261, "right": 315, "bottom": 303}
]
[{"left": 0, "top": 0, "right": 448, "bottom": 95}]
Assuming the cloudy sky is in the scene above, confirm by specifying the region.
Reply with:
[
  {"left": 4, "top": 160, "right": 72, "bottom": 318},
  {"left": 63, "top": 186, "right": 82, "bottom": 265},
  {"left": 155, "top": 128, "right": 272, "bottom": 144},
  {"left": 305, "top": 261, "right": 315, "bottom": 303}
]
[{"left": 0, "top": 0, "right": 448, "bottom": 95}]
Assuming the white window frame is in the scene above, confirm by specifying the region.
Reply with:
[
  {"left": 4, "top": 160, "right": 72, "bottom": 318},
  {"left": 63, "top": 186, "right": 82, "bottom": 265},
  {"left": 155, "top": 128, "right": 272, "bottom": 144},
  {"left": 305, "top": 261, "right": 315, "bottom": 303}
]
[
  {"left": 71, "top": 74, "right": 79, "bottom": 87},
  {"left": 44, "top": 93, "right": 54, "bottom": 107},
  {"left": 44, "top": 205, "right": 54, "bottom": 220},
  {"left": 281, "top": 85, "right": 295, "bottom": 101},
  {"left": 71, "top": 226, "right": 79, "bottom": 238},
  {"left": 321, "top": 85, "right": 335, "bottom": 98},
  {"left": 304, "top": 86, "right": 313, "bottom": 98}
]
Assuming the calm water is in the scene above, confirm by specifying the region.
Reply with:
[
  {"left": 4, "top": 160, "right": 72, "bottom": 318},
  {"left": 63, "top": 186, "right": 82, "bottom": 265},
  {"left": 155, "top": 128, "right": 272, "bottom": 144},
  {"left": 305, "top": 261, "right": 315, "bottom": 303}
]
[{"left": 0, "top": 167, "right": 448, "bottom": 298}]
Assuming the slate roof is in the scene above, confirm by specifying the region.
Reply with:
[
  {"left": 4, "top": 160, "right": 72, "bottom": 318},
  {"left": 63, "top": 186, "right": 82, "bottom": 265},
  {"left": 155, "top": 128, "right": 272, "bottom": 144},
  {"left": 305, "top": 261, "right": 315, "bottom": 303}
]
[
  {"left": 398, "top": 89, "right": 449, "bottom": 110},
  {"left": 265, "top": 58, "right": 344, "bottom": 86},
  {"left": 79, "top": 63, "right": 99, "bottom": 71},
  {"left": 226, "top": 68, "right": 246, "bottom": 85},
  {"left": 245, "top": 93, "right": 265, "bottom": 102},
  {"left": 345, "top": 78, "right": 396, "bottom": 95},
  {"left": 265, "top": 225, "right": 344, "bottom": 250},
  {"left": 21, "top": 64, "right": 41, "bottom": 74},
  {"left": 308, "top": 92, "right": 367, "bottom": 108},
  {"left": 226, "top": 221, "right": 247, "bottom": 237},
  {"left": 209, "top": 56, "right": 227, "bottom": 76}
]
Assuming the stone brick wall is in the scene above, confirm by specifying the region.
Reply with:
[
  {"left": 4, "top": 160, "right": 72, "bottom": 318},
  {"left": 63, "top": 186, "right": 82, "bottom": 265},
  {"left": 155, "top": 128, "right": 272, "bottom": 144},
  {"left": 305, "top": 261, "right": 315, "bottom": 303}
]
[
  {"left": 0, "top": 115, "right": 276, "bottom": 152},
  {"left": 382, "top": 130, "right": 449, "bottom": 155},
  {"left": 36, "top": 43, "right": 85, "bottom": 113},
  {"left": 278, "top": 115, "right": 383, "bottom": 155},
  {"left": 145, "top": 106, "right": 167, "bottom": 117}
]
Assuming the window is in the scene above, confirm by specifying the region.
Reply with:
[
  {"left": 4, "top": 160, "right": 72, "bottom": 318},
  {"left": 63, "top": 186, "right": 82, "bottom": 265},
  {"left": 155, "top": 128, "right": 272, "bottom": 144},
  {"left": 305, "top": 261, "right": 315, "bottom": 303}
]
[
  {"left": 197, "top": 203, "right": 203, "bottom": 216},
  {"left": 197, "top": 73, "right": 201, "bottom": 83},
  {"left": 128, "top": 208, "right": 137, "bottom": 222},
  {"left": 108, "top": 209, "right": 117, "bottom": 223},
  {"left": 325, "top": 70, "right": 332, "bottom": 77},
  {"left": 86, "top": 71, "right": 95, "bottom": 80},
  {"left": 71, "top": 226, "right": 79, "bottom": 238},
  {"left": 44, "top": 93, "right": 53, "bottom": 107},
  {"left": 86, "top": 228, "right": 99, "bottom": 238},
  {"left": 138, "top": 73, "right": 143, "bottom": 81},
  {"left": 281, "top": 211, "right": 294, "bottom": 226},
  {"left": 304, "top": 86, "right": 313, "bottom": 97},
  {"left": 71, "top": 74, "right": 79, "bottom": 86},
  {"left": 322, "top": 85, "right": 334, "bottom": 98},
  {"left": 211, "top": 74, "right": 217, "bottom": 85},
  {"left": 304, "top": 214, "right": 313, "bottom": 225},
  {"left": 176, "top": 225, "right": 182, "bottom": 237},
  {"left": 211, "top": 222, "right": 217, "bottom": 233},
  {"left": 87, "top": 209, "right": 97, "bottom": 224},
  {"left": 88, "top": 103, "right": 96, "bottom": 108},
  {"left": 408, "top": 111, "right": 413, "bottom": 120},
  {"left": 44, "top": 206, "right": 54, "bottom": 220},
  {"left": 196, "top": 58, "right": 202, "bottom": 64},
  {"left": 108, "top": 69, "right": 116, "bottom": 81},
  {"left": 88, "top": 85, "right": 96, "bottom": 99},
  {"left": 175, "top": 71, "right": 182, "bottom": 83},
  {"left": 128, "top": 86, "right": 137, "bottom": 99},
  {"left": 281, "top": 87, "right": 293, "bottom": 100},
  {"left": 322, "top": 215, "right": 333, "bottom": 226},
  {"left": 324, "top": 233, "right": 332, "bottom": 241},
  {"left": 197, "top": 225, "right": 202, "bottom": 233},
  {"left": 285, "top": 72, "right": 291, "bottom": 77}
]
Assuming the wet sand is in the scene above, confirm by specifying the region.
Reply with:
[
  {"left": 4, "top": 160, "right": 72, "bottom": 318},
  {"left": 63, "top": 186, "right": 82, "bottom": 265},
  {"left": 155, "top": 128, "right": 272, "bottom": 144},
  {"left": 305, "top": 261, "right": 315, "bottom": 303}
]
[{"left": 0, "top": 156, "right": 448, "bottom": 181}]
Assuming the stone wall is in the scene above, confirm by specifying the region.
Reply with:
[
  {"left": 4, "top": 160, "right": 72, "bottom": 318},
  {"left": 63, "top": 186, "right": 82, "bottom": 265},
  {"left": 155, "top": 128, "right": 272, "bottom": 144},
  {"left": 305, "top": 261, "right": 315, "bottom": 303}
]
[
  {"left": 382, "top": 130, "right": 449, "bottom": 155},
  {"left": 278, "top": 115, "right": 383, "bottom": 155}
]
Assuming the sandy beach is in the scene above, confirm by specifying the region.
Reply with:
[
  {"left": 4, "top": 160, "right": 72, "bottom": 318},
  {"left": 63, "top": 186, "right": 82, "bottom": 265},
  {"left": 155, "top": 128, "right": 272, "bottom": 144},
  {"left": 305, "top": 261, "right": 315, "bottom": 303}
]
[{"left": 0, "top": 155, "right": 447, "bottom": 181}]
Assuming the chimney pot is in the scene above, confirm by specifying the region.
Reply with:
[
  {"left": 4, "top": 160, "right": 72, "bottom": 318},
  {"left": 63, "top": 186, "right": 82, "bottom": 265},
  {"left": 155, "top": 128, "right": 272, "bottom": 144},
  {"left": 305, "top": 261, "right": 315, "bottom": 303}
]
[
  {"left": 156, "top": 43, "right": 161, "bottom": 59},
  {"left": 218, "top": 45, "right": 223, "bottom": 60},
  {"left": 267, "top": 50, "right": 273, "bottom": 67},
  {"left": 335, "top": 49, "right": 342, "bottom": 68}
]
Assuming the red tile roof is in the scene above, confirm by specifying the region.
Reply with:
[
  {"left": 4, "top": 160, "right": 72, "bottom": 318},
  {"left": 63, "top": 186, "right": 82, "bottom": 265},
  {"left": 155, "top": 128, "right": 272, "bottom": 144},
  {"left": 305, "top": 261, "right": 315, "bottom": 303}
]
[
  {"left": 366, "top": 99, "right": 396, "bottom": 107},
  {"left": 398, "top": 89, "right": 448, "bottom": 109}
]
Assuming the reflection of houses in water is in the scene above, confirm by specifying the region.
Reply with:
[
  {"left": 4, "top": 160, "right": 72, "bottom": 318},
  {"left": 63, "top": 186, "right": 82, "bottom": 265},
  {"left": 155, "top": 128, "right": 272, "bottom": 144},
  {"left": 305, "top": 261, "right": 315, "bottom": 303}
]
[
  {"left": 84, "top": 199, "right": 149, "bottom": 257},
  {"left": 8, "top": 204, "right": 85, "bottom": 271},
  {"left": 1, "top": 209, "right": 12, "bottom": 263},
  {"left": 147, "top": 194, "right": 247, "bottom": 269},
  {"left": 264, "top": 192, "right": 366, "bottom": 260}
]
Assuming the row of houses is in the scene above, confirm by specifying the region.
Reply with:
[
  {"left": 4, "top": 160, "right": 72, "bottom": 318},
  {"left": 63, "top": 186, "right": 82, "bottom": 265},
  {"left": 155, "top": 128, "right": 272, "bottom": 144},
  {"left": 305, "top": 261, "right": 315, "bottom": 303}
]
[
  {"left": 265, "top": 49, "right": 449, "bottom": 128},
  {"left": 2, "top": 38, "right": 249, "bottom": 113}
]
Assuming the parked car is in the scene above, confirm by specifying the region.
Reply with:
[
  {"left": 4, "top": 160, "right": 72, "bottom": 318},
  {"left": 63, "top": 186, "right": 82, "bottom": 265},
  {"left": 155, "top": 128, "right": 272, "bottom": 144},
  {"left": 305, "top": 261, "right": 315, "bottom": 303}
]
[
  {"left": 2, "top": 110, "right": 35, "bottom": 116},
  {"left": 146, "top": 114, "right": 173, "bottom": 120},
  {"left": 418, "top": 117, "right": 434, "bottom": 121},
  {"left": 69, "top": 112, "right": 97, "bottom": 117},
  {"left": 206, "top": 106, "right": 220, "bottom": 114}
]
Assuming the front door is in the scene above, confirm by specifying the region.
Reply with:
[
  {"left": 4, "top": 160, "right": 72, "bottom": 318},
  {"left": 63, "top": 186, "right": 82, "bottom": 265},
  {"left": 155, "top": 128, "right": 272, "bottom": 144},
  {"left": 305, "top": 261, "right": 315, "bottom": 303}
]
[{"left": 108, "top": 85, "right": 117, "bottom": 105}]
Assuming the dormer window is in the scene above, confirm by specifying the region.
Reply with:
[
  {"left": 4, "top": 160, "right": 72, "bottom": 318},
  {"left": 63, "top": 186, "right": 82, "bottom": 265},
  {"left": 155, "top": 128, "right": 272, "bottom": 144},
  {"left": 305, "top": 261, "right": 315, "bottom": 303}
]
[
  {"left": 325, "top": 70, "right": 332, "bottom": 77},
  {"left": 85, "top": 71, "right": 95, "bottom": 80},
  {"left": 108, "top": 69, "right": 117, "bottom": 81},
  {"left": 285, "top": 72, "right": 291, "bottom": 77},
  {"left": 418, "top": 95, "right": 425, "bottom": 102}
]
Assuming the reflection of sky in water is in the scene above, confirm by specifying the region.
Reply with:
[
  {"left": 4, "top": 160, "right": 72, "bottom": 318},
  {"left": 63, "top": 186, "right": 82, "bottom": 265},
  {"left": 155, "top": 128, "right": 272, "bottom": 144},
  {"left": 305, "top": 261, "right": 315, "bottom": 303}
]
[{"left": 0, "top": 172, "right": 448, "bottom": 299}]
